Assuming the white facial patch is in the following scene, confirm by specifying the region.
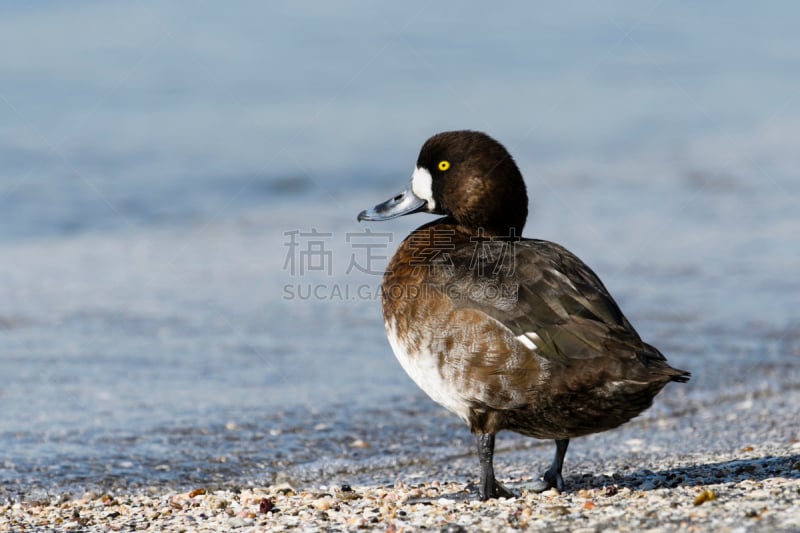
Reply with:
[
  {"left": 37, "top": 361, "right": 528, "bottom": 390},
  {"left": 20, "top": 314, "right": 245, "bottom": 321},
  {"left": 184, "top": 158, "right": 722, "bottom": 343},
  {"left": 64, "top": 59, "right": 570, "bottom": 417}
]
[{"left": 411, "top": 166, "right": 435, "bottom": 210}]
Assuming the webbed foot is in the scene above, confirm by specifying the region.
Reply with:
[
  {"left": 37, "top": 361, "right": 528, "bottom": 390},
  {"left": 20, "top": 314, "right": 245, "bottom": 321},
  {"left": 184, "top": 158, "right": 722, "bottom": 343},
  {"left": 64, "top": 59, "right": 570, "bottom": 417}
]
[
  {"left": 475, "top": 433, "right": 518, "bottom": 500},
  {"left": 530, "top": 438, "right": 570, "bottom": 493},
  {"left": 529, "top": 466, "right": 564, "bottom": 493}
]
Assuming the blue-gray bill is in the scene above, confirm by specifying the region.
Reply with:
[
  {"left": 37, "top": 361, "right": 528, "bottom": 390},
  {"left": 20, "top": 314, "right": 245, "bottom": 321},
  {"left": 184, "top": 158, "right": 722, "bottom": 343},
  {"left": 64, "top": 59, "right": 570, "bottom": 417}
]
[{"left": 357, "top": 188, "right": 426, "bottom": 222}]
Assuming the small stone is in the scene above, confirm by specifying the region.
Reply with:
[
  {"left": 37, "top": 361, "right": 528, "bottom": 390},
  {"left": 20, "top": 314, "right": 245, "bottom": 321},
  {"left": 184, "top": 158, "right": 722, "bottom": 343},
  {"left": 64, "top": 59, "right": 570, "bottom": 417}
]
[
  {"left": 604, "top": 485, "right": 619, "bottom": 497},
  {"left": 338, "top": 485, "right": 361, "bottom": 501},
  {"left": 259, "top": 498, "right": 274, "bottom": 514},
  {"left": 549, "top": 505, "right": 570, "bottom": 516},
  {"left": 693, "top": 489, "right": 717, "bottom": 506},
  {"left": 314, "top": 497, "right": 332, "bottom": 511},
  {"left": 189, "top": 488, "right": 206, "bottom": 498},
  {"left": 274, "top": 483, "right": 296, "bottom": 496},
  {"left": 350, "top": 439, "right": 370, "bottom": 449},
  {"left": 583, "top": 500, "right": 596, "bottom": 510}
]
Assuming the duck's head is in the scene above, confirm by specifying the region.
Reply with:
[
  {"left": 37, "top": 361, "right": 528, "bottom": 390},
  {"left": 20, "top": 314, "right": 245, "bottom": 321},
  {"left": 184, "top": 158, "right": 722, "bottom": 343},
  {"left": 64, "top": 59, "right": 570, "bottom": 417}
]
[{"left": 358, "top": 130, "right": 528, "bottom": 235}]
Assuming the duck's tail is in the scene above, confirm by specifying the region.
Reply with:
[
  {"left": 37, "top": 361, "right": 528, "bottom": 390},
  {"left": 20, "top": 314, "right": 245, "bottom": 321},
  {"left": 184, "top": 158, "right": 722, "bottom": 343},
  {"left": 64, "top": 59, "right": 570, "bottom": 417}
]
[
  {"left": 669, "top": 368, "right": 691, "bottom": 383},
  {"left": 638, "top": 342, "right": 690, "bottom": 384}
]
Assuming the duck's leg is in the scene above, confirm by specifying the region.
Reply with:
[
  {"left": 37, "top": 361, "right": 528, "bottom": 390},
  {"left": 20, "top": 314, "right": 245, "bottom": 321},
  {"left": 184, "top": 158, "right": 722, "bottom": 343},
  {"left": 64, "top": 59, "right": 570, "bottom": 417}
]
[
  {"left": 531, "top": 438, "right": 570, "bottom": 492},
  {"left": 476, "top": 433, "right": 516, "bottom": 500}
]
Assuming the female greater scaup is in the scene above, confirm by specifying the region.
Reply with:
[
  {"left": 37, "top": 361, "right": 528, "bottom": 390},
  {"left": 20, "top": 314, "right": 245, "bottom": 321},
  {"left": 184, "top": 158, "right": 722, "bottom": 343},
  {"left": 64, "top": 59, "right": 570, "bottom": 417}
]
[{"left": 358, "top": 130, "right": 690, "bottom": 500}]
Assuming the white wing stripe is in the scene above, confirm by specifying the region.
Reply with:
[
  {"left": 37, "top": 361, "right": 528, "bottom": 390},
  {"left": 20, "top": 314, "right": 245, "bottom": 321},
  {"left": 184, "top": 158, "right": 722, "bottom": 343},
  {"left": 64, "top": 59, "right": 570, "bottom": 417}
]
[{"left": 516, "top": 332, "right": 540, "bottom": 350}]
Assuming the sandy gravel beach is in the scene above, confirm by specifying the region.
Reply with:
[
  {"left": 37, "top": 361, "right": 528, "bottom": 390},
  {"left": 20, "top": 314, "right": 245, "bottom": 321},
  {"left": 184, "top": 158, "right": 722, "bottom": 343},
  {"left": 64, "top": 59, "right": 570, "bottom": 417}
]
[
  {"left": 2, "top": 444, "right": 798, "bottom": 532},
  {"left": 3, "top": 364, "right": 798, "bottom": 533}
]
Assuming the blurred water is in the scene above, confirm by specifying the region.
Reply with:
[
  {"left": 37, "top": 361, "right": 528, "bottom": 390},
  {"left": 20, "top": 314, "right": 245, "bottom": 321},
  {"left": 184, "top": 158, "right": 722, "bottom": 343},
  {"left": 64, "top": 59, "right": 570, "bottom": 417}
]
[{"left": 1, "top": 2, "right": 799, "bottom": 495}]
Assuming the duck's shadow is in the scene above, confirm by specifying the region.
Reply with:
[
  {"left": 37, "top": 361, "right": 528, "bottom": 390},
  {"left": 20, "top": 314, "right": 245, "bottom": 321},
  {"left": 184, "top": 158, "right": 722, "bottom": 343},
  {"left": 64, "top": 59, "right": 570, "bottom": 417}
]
[{"left": 565, "top": 454, "right": 800, "bottom": 492}]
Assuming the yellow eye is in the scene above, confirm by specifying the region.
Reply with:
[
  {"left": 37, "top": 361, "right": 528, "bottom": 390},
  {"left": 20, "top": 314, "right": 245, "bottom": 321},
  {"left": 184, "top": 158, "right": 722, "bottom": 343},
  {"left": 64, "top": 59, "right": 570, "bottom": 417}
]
[{"left": 438, "top": 160, "right": 451, "bottom": 171}]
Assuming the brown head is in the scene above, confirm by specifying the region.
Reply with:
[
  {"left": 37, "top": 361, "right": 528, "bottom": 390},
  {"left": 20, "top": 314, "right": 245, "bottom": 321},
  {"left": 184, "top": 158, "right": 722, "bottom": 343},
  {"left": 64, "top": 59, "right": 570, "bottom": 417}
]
[{"left": 358, "top": 130, "right": 529, "bottom": 236}]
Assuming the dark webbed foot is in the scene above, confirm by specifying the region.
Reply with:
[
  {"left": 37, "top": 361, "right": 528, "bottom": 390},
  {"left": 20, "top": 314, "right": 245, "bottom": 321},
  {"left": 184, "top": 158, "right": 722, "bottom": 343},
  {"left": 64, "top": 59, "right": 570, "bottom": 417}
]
[
  {"left": 529, "top": 467, "right": 565, "bottom": 493},
  {"left": 480, "top": 477, "right": 516, "bottom": 500},
  {"left": 530, "top": 439, "right": 570, "bottom": 493},
  {"left": 441, "top": 480, "right": 516, "bottom": 501},
  {"left": 475, "top": 433, "right": 517, "bottom": 500},
  {"left": 424, "top": 481, "right": 517, "bottom": 503}
]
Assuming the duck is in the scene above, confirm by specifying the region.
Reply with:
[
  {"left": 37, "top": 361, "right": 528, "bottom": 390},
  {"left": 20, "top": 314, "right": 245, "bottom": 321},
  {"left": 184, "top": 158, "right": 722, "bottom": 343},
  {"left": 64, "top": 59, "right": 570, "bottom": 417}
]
[{"left": 357, "top": 130, "right": 690, "bottom": 500}]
